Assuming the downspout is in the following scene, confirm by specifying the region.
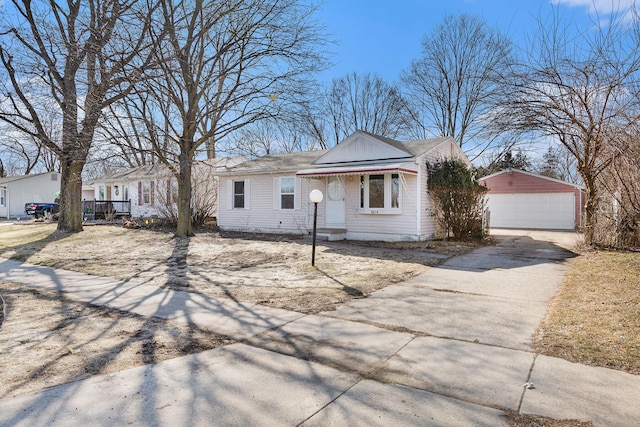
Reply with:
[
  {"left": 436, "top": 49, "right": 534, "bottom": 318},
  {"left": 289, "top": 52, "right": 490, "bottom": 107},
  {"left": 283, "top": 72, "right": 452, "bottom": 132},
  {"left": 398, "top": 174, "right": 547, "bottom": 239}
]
[
  {"left": 416, "top": 158, "right": 421, "bottom": 238},
  {"left": 5, "top": 187, "right": 9, "bottom": 219}
]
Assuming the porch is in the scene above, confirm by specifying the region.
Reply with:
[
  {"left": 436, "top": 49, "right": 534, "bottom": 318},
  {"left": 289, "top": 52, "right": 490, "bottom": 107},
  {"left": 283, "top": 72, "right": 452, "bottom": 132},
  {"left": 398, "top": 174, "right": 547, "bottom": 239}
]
[{"left": 82, "top": 200, "right": 132, "bottom": 221}]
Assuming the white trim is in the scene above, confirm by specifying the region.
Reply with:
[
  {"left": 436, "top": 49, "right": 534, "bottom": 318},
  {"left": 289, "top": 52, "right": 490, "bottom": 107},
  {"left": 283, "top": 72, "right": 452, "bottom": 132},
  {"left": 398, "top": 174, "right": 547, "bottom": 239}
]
[
  {"left": 481, "top": 169, "right": 585, "bottom": 189},
  {"left": 230, "top": 179, "right": 250, "bottom": 209},
  {"left": 294, "top": 177, "right": 301, "bottom": 210},
  {"left": 297, "top": 162, "right": 418, "bottom": 178},
  {"left": 358, "top": 173, "right": 402, "bottom": 215}
]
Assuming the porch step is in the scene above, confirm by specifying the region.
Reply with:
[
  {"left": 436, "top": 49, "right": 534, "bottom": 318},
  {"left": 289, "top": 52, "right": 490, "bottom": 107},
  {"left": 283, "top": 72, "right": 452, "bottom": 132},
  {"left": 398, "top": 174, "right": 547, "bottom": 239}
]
[{"left": 316, "top": 228, "right": 347, "bottom": 241}]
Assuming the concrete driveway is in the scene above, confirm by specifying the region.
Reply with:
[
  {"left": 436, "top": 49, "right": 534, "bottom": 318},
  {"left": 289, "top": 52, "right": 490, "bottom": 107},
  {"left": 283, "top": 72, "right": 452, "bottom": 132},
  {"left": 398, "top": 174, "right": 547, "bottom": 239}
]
[{"left": 1, "top": 229, "right": 639, "bottom": 426}]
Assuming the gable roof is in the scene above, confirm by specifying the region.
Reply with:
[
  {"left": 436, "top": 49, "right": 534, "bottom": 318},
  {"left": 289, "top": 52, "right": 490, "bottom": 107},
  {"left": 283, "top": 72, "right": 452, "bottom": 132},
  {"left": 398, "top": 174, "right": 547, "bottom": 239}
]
[
  {"left": 215, "top": 150, "right": 328, "bottom": 176},
  {"left": 480, "top": 169, "right": 585, "bottom": 189},
  {"left": 89, "top": 157, "right": 247, "bottom": 183},
  {"left": 217, "top": 132, "right": 459, "bottom": 177},
  {"left": 0, "top": 172, "right": 56, "bottom": 186},
  {"left": 313, "top": 131, "right": 413, "bottom": 164}
]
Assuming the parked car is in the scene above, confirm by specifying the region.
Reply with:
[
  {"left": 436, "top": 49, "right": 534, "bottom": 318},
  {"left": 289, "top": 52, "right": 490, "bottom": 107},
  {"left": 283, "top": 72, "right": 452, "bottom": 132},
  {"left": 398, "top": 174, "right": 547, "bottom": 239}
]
[{"left": 25, "top": 202, "right": 59, "bottom": 218}]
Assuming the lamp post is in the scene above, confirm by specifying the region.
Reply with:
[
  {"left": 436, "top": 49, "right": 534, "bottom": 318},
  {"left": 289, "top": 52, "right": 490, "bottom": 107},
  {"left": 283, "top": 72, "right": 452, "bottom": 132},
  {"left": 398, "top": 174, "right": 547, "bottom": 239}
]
[{"left": 309, "top": 189, "right": 323, "bottom": 266}]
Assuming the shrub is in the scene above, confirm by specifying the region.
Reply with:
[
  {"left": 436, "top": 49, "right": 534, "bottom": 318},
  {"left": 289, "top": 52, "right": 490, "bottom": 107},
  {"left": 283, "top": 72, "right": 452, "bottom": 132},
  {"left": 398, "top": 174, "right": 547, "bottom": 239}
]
[{"left": 427, "top": 159, "right": 488, "bottom": 240}]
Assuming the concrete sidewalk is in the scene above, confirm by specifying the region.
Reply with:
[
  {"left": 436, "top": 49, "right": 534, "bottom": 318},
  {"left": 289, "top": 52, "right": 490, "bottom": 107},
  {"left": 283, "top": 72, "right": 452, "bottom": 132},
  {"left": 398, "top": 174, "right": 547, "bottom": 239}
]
[{"left": 0, "top": 231, "right": 639, "bottom": 426}]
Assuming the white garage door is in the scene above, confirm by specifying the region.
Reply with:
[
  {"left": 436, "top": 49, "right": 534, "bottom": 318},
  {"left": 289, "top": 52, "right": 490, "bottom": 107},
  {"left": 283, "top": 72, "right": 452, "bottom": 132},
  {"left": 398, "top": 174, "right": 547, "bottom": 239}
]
[{"left": 487, "top": 192, "right": 575, "bottom": 230}]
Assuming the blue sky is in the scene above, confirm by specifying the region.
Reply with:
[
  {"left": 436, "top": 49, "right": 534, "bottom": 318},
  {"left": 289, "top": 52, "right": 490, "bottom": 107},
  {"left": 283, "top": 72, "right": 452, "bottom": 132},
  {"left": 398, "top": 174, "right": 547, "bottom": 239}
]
[{"left": 316, "top": 0, "right": 635, "bottom": 83}]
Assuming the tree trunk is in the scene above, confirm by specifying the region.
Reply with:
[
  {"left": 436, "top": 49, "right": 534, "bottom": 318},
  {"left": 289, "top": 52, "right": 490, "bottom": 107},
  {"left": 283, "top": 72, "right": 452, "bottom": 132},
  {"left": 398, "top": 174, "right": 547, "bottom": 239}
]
[
  {"left": 582, "top": 175, "right": 599, "bottom": 246},
  {"left": 206, "top": 137, "right": 215, "bottom": 159},
  {"left": 175, "top": 152, "right": 194, "bottom": 237},
  {"left": 57, "top": 159, "right": 85, "bottom": 232}
]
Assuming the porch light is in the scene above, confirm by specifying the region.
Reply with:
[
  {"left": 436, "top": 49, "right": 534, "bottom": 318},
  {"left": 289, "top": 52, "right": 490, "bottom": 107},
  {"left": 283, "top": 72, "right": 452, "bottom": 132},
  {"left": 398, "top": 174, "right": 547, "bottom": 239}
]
[{"left": 309, "top": 189, "right": 324, "bottom": 266}]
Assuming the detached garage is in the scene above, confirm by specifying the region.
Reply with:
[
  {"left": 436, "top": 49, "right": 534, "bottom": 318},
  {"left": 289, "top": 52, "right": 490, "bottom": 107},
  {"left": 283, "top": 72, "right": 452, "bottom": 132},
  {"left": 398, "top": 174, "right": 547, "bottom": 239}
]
[{"left": 479, "top": 169, "right": 585, "bottom": 230}]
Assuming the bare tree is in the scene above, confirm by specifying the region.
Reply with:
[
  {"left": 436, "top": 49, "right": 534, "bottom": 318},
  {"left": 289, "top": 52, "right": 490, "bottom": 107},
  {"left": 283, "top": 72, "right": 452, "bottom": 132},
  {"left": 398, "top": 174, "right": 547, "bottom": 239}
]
[
  {"left": 502, "top": 6, "right": 640, "bottom": 245},
  {"left": 0, "top": 0, "right": 159, "bottom": 231},
  {"left": 97, "top": 103, "right": 158, "bottom": 168},
  {"left": 402, "top": 14, "right": 514, "bottom": 160},
  {"left": 313, "top": 72, "right": 414, "bottom": 147},
  {"left": 224, "top": 118, "right": 307, "bottom": 158},
  {"left": 130, "top": 0, "right": 328, "bottom": 237},
  {"left": 594, "top": 125, "right": 640, "bottom": 248}
]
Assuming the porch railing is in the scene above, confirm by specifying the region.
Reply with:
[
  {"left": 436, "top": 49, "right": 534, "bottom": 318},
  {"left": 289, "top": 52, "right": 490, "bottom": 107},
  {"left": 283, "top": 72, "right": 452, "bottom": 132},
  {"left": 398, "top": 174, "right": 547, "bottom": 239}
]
[{"left": 82, "top": 200, "right": 131, "bottom": 221}]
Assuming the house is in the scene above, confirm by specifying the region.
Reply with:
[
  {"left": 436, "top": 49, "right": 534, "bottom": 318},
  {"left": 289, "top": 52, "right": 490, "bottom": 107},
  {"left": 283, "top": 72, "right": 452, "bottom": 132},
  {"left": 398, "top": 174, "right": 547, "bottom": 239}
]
[
  {"left": 479, "top": 169, "right": 585, "bottom": 230},
  {"left": 87, "top": 157, "right": 246, "bottom": 220},
  {"left": 0, "top": 171, "right": 61, "bottom": 219},
  {"left": 215, "top": 131, "right": 469, "bottom": 241}
]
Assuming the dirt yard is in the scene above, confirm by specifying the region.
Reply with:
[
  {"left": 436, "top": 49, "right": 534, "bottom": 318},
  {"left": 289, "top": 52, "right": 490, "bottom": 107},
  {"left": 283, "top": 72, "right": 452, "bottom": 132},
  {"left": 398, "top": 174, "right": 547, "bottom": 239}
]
[
  {"left": 0, "top": 222, "right": 475, "bottom": 398},
  {"left": 0, "top": 222, "right": 474, "bottom": 313}
]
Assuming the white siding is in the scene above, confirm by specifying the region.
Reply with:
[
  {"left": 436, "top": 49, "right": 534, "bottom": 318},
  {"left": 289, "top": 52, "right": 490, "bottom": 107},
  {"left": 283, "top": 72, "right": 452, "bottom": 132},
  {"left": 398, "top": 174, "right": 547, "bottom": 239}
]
[
  {"left": 341, "top": 174, "right": 420, "bottom": 241},
  {"left": 218, "top": 174, "right": 319, "bottom": 235},
  {"left": 4, "top": 172, "right": 60, "bottom": 218}
]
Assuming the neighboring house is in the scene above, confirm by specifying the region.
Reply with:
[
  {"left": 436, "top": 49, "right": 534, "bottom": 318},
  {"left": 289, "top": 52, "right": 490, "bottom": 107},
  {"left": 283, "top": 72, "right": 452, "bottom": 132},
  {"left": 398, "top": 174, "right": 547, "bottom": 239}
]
[
  {"left": 82, "top": 184, "right": 95, "bottom": 202},
  {"left": 87, "top": 157, "right": 246, "bottom": 220},
  {"left": 479, "top": 169, "right": 585, "bottom": 230},
  {"left": 216, "top": 131, "right": 468, "bottom": 241},
  {"left": 0, "top": 171, "right": 61, "bottom": 219}
]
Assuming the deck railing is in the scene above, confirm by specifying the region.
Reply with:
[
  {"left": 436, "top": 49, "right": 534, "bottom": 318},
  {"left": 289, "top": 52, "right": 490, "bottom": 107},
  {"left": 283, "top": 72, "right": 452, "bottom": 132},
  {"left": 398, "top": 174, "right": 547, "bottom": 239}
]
[{"left": 82, "top": 200, "right": 131, "bottom": 221}]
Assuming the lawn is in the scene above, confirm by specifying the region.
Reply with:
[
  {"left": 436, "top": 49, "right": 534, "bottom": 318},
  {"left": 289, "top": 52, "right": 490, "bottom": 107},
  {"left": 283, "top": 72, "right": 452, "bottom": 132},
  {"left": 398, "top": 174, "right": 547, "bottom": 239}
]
[
  {"left": 0, "top": 222, "right": 473, "bottom": 398},
  {"left": 535, "top": 250, "right": 640, "bottom": 375},
  {"left": 0, "top": 222, "right": 473, "bottom": 314},
  {"left": 0, "top": 221, "right": 636, "bottom": 425}
]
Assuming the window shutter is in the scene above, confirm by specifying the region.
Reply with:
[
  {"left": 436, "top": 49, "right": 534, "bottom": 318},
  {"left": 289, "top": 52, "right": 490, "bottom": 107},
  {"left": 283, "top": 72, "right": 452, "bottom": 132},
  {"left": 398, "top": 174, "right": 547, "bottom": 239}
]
[
  {"left": 150, "top": 181, "right": 155, "bottom": 206},
  {"left": 244, "top": 179, "right": 250, "bottom": 209},
  {"left": 273, "top": 177, "right": 280, "bottom": 209},
  {"left": 138, "top": 182, "right": 142, "bottom": 205},
  {"left": 227, "top": 180, "right": 233, "bottom": 209},
  {"left": 294, "top": 177, "right": 301, "bottom": 210}
]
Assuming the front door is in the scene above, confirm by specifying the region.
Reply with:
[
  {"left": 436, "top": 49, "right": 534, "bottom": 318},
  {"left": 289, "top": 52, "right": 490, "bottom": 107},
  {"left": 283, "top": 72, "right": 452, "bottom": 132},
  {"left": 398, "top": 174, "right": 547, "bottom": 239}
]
[{"left": 326, "top": 176, "right": 346, "bottom": 228}]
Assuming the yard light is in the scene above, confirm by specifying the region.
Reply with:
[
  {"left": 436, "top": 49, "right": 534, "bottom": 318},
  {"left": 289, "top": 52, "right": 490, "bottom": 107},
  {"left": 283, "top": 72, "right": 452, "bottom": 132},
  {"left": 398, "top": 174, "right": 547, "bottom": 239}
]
[{"left": 309, "top": 189, "right": 324, "bottom": 266}]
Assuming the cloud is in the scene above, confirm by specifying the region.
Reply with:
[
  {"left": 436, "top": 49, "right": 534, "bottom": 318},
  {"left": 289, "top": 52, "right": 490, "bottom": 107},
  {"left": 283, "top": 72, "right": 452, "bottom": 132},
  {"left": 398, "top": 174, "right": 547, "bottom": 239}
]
[{"left": 551, "top": 0, "right": 636, "bottom": 14}]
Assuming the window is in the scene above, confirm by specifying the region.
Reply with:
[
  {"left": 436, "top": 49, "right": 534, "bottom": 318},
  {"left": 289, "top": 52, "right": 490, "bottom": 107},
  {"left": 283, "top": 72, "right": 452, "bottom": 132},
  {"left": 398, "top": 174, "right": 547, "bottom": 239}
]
[
  {"left": 165, "top": 179, "right": 178, "bottom": 204},
  {"left": 359, "top": 173, "right": 401, "bottom": 213},
  {"left": 233, "top": 180, "right": 245, "bottom": 208},
  {"left": 138, "top": 181, "right": 154, "bottom": 206},
  {"left": 0, "top": 188, "right": 5, "bottom": 207},
  {"left": 391, "top": 174, "right": 400, "bottom": 208},
  {"left": 142, "top": 182, "right": 151, "bottom": 204},
  {"left": 280, "top": 177, "right": 295, "bottom": 210},
  {"left": 369, "top": 174, "right": 385, "bottom": 208}
]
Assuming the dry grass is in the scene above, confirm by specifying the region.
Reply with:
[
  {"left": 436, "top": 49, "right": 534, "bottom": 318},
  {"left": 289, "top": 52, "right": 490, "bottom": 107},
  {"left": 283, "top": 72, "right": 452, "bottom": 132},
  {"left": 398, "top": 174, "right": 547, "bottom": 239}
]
[
  {"left": 534, "top": 250, "right": 640, "bottom": 374},
  {"left": 506, "top": 411, "right": 595, "bottom": 427},
  {"left": 0, "top": 221, "right": 478, "bottom": 398},
  {"left": 0, "top": 222, "right": 473, "bottom": 314},
  {"left": 0, "top": 281, "right": 232, "bottom": 398}
]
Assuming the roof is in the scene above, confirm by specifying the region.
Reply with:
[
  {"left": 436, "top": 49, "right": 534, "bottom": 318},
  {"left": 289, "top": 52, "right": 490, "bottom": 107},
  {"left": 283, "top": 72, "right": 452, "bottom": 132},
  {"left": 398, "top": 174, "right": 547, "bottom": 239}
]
[
  {"left": 402, "top": 137, "right": 453, "bottom": 157},
  {"left": 215, "top": 150, "right": 328, "bottom": 176},
  {"left": 90, "top": 163, "right": 172, "bottom": 183},
  {"left": 89, "top": 157, "right": 247, "bottom": 183},
  {"left": 217, "top": 132, "right": 458, "bottom": 177},
  {"left": 0, "top": 171, "right": 56, "bottom": 186},
  {"left": 479, "top": 169, "right": 585, "bottom": 189}
]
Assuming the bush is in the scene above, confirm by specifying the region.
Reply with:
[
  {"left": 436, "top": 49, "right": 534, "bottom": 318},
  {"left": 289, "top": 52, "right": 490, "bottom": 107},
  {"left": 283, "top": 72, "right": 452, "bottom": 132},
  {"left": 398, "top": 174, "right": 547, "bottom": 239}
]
[{"left": 427, "top": 159, "right": 488, "bottom": 240}]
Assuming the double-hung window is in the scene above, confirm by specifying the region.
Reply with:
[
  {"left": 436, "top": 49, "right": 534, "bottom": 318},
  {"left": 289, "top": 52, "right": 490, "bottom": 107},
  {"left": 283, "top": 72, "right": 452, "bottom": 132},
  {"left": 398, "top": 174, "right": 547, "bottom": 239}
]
[
  {"left": 280, "top": 177, "right": 295, "bottom": 210},
  {"left": 0, "top": 188, "right": 5, "bottom": 207},
  {"left": 359, "top": 173, "right": 401, "bottom": 213},
  {"left": 233, "top": 180, "right": 245, "bottom": 208},
  {"left": 137, "top": 181, "right": 154, "bottom": 206}
]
